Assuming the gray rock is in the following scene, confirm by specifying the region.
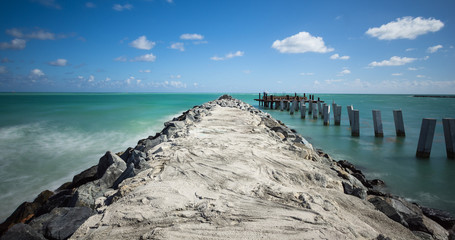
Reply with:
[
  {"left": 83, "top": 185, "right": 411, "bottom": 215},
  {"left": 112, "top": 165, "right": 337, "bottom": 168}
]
[
  {"left": 342, "top": 181, "right": 367, "bottom": 199},
  {"left": 30, "top": 207, "right": 94, "bottom": 240},
  {"left": 421, "top": 206, "right": 455, "bottom": 229},
  {"left": 112, "top": 163, "right": 136, "bottom": 189},
  {"left": 70, "top": 165, "right": 98, "bottom": 189},
  {"left": 127, "top": 150, "right": 147, "bottom": 169},
  {"left": 0, "top": 223, "right": 46, "bottom": 240}
]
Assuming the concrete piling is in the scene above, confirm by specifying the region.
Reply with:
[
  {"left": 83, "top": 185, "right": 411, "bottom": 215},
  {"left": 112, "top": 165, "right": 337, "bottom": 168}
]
[
  {"left": 372, "top": 110, "right": 383, "bottom": 137},
  {"left": 334, "top": 105, "right": 342, "bottom": 125},
  {"left": 416, "top": 118, "right": 437, "bottom": 158},
  {"left": 443, "top": 118, "right": 455, "bottom": 159},
  {"left": 351, "top": 110, "right": 359, "bottom": 136},
  {"left": 280, "top": 100, "right": 284, "bottom": 111},
  {"left": 308, "top": 101, "right": 313, "bottom": 115},
  {"left": 393, "top": 110, "right": 406, "bottom": 137},
  {"left": 323, "top": 104, "right": 330, "bottom": 126},
  {"left": 290, "top": 101, "right": 295, "bottom": 115},
  {"left": 347, "top": 105, "right": 353, "bottom": 127},
  {"left": 313, "top": 102, "right": 318, "bottom": 119},
  {"left": 318, "top": 101, "right": 323, "bottom": 116},
  {"left": 300, "top": 103, "right": 306, "bottom": 119}
]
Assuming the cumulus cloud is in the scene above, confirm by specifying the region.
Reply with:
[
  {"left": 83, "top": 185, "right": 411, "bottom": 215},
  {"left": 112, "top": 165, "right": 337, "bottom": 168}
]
[
  {"left": 139, "top": 69, "right": 151, "bottom": 73},
  {"left": 88, "top": 75, "right": 95, "bottom": 82},
  {"left": 337, "top": 69, "right": 351, "bottom": 76},
  {"left": 408, "top": 67, "right": 418, "bottom": 71},
  {"left": 170, "top": 74, "right": 181, "bottom": 79},
  {"left": 114, "top": 56, "right": 127, "bottom": 62},
  {"left": 366, "top": 17, "right": 444, "bottom": 40},
  {"left": 369, "top": 56, "right": 416, "bottom": 67},
  {"left": 113, "top": 3, "right": 133, "bottom": 11},
  {"left": 300, "top": 72, "right": 314, "bottom": 76},
  {"left": 132, "top": 53, "right": 156, "bottom": 62},
  {"left": 85, "top": 2, "right": 96, "bottom": 8},
  {"left": 427, "top": 45, "right": 443, "bottom": 53},
  {"left": 170, "top": 42, "right": 184, "bottom": 51},
  {"left": 405, "top": 48, "right": 416, "bottom": 52},
  {"left": 129, "top": 36, "right": 155, "bottom": 50},
  {"left": 0, "top": 66, "right": 7, "bottom": 74},
  {"left": 180, "top": 33, "right": 204, "bottom": 40},
  {"left": 6, "top": 28, "right": 56, "bottom": 40},
  {"left": 0, "top": 38, "right": 26, "bottom": 50},
  {"left": 325, "top": 79, "right": 344, "bottom": 84},
  {"left": 31, "top": 68, "right": 45, "bottom": 77},
  {"left": 272, "top": 31, "right": 334, "bottom": 54},
  {"left": 392, "top": 73, "right": 403, "bottom": 76},
  {"left": 48, "top": 58, "right": 67, "bottom": 66},
  {"left": 330, "top": 53, "right": 350, "bottom": 60},
  {"left": 211, "top": 51, "right": 244, "bottom": 61}
]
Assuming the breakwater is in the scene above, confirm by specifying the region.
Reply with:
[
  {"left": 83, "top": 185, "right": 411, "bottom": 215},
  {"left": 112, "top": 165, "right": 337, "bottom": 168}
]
[{"left": 1, "top": 96, "right": 453, "bottom": 239}]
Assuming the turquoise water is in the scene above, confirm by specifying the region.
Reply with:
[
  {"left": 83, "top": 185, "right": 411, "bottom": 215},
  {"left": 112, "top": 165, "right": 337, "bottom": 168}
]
[{"left": 0, "top": 93, "right": 454, "bottom": 222}]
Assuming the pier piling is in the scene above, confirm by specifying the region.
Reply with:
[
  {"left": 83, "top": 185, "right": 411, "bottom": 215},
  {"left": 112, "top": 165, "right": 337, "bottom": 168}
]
[
  {"left": 308, "top": 101, "right": 313, "bottom": 115},
  {"left": 443, "top": 118, "right": 455, "bottom": 159},
  {"left": 290, "top": 101, "right": 295, "bottom": 115},
  {"left": 416, "top": 118, "right": 437, "bottom": 158},
  {"left": 351, "top": 110, "right": 360, "bottom": 136},
  {"left": 323, "top": 104, "right": 330, "bottom": 126},
  {"left": 393, "top": 110, "right": 406, "bottom": 137},
  {"left": 280, "top": 100, "right": 284, "bottom": 111},
  {"left": 318, "top": 101, "right": 323, "bottom": 116},
  {"left": 335, "top": 105, "right": 342, "bottom": 125},
  {"left": 347, "top": 105, "right": 353, "bottom": 127},
  {"left": 372, "top": 110, "right": 384, "bottom": 137},
  {"left": 301, "top": 104, "right": 306, "bottom": 119},
  {"left": 313, "top": 102, "right": 318, "bottom": 119}
]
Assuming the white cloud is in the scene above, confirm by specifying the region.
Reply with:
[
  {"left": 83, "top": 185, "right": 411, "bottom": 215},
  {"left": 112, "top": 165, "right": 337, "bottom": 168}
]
[
  {"left": 369, "top": 56, "right": 416, "bottom": 67},
  {"left": 6, "top": 28, "right": 55, "bottom": 40},
  {"left": 193, "top": 82, "right": 199, "bottom": 87},
  {"left": 337, "top": 69, "right": 351, "bottom": 76},
  {"left": 129, "top": 36, "right": 155, "bottom": 50},
  {"left": 114, "top": 56, "right": 127, "bottom": 62},
  {"left": 132, "top": 53, "right": 156, "bottom": 62},
  {"left": 85, "top": 2, "right": 96, "bottom": 8},
  {"left": 0, "top": 38, "right": 26, "bottom": 50},
  {"left": 366, "top": 16, "right": 444, "bottom": 40},
  {"left": 88, "top": 75, "right": 95, "bottom": 82},
  {"left": 427, "top": 45, "right": 443, "bottom": 53},
  {"left": 139, "top": 69, "right": 151, "bottom": 73},
  {"left": 31, "top": 68, "right": 44, "bottom": 77},
  {"left": 0, "top": 66, "right": 7, "bottom": 74},
  {"left": 416, "top": 75, "right": 426, "bottom": 78},
  {"left": 272, "top": 31, "right": 334, "bottom": 54},
  {"left": 211, "top": 51, "right": 244, "bottom": 61},
  {"left": 105, "top": 77, "right": 111, "bottom": 81},
  {"left": 169, "top": 81, "right": 186, "bottom": 88},
  {"left": 48, "top": 58, "right": 67, "bottom": 66},
  {"left": 113, "top": 3, "right": 133, "bottom": 11},
  {"left": 392, "top": 73, "right": 403, "bottom": 76},
  {"left": 180, "top": 33, "right": 204, "bottom": 40},
  {"left": 300, "top": 72, "right": 314, "bottom": 76},
  {"left": 330, "top": 53, "right": 350, "bottom": 60},
  {"left": 408, "top": 67, "right": 418, "bottom": 71},
  {"left": 325, "top": 79, "right": 344, "bottom": 84},
  {"left": 170, "top": 74, "right": 181, "bottom": 79},
  {"left": 422, "top": 56, "right": 430, "bottom": 60},
  {"left": 405, "top": 48, "right": 416, "bottom": 52},
  {"left": 170, "top": 42, "right": 184, "bottom": 51}
]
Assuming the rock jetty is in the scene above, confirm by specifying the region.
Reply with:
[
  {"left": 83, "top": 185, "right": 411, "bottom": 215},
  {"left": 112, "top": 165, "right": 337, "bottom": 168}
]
[{"left": 1, "top": 95, "right": 454, "bottom": 239}]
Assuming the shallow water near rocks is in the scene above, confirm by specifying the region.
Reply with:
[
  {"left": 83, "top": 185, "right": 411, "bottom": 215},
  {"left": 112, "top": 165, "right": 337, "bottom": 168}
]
[{"left": 0, "top": 93, "right": 454, "bottom": 222}]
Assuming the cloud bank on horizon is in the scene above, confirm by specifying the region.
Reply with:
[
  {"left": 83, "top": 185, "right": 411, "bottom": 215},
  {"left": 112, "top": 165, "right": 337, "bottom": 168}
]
[{"left": 0, "top": 0, "right": 454, "bottom": 94}]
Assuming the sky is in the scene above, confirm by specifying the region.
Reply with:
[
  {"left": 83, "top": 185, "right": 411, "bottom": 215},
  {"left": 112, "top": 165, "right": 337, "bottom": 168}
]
[{"left": 0, "top": 0, "right": 454, "bottom": 93}]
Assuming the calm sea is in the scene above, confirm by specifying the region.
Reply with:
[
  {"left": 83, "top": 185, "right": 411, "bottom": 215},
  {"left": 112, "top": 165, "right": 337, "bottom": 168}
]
[{"left": 0, "top": 93, "right": 454, "bottom": 222}]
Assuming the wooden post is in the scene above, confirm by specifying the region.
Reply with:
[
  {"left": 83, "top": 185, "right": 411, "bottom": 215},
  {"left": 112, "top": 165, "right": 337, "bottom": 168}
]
[
  {"left": 393, "top": 110, "right": 406, "bottom": 137},
  {"left": 313, "top": 102, "right": 318, "bottom": 119},
  {"left": 372, "top": 110, "right": 383, "bottom": 137},
  {"left": 318, "top": 101, "right": 322, "bottom": 116},
  {"left": 335, "top": 105, "right": 342, "bottom": 125},
  {"left": 347, "top": 105, "right": 353, "bottom": 127},
  {"left": 300, "top": 103, "right": 306, "bottom": 119},
  {"left": 332, "top": 103, "right": 337, "bottom": 119},
  {"left": 290, "top": 101, "right": 295, "bottom": 115},
  {"left": 351, "top": 110, "right": 359, "bottom": 136},
  {"left": 286, "top": 101, "right": 290, "bottom": 111},
  {"left": 280, "top": 99, "right": 284, "bottom": 111},
  {"left": 323, "top": 104, "right": 330, "bottom": 126},
  {"left": 443, "top": 118, "right": 455, "bottom": 159},
  {"left": 416, "top": 118, "right": 437, "bottom": 158}
]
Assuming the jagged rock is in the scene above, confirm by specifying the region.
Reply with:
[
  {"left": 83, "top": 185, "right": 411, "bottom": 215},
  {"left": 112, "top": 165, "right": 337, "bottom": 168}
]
[
  {"left": 127, "top": 150, "right": 147, "bottom": 169},
  {"left": 0, "top": 190, "right": 53, "bottom": 236},
  {"left": 72, "top": 152, "right": 126, "bottom": 208},
  {"left": 35, "top": 189, "right": 74, "bottom": 217},
  {"left": 112, "top": 163, "right": 136, "bottom": 189},
  {"left": 218, "top": 94, "right": 232, "bottom": 100},
  {"left": 421, "top": 206, "right": 455, "bottom": 229},
  {"left": 337, "top": 160, "right": 362, "bottom": 174},
  {"left": 69, "top": 165, "right": 98, "bottom": 189},
  {"left": 342, "top": 181, "right": 367, "bottom": 199},
  {"left": 29, "top": 207, "right": 93, "bottom": 240},
  {"left": 0, "top": 223, "right": 45, "bottom": 240}
]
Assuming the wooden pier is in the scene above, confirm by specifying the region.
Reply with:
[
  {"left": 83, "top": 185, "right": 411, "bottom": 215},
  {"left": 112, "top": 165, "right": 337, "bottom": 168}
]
[{"left": 254, "top": 92, "right": 323, "bottom": 109}]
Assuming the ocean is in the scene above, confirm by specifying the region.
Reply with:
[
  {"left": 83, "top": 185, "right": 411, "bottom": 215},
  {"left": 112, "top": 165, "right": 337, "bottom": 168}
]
[{"left": 0, "top": 93, "right": 454, "bottom": 222}]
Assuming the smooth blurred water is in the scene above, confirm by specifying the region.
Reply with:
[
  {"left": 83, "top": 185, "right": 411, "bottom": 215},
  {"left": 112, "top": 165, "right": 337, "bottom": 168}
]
[{"left": 0, "top": 93, "right": 454, "bottom": 222}]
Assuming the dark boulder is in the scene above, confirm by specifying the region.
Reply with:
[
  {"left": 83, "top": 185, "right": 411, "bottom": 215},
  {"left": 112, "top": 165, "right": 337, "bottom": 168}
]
[
  {"left": 342, "top": 182, "right": 367, "bottom": 199},
  {"left": 0, "top": 223, "right": 45, "bottom": 240},
  {"left": 112, "top": 163, "right": 136, "bottom": 189},
  {"left": 421, "top": 206, "right": 455, "bottom": 230},
  {"left": 70, "top": 165, "right": 98, "bottom": 189},
  {"left": 29, "top": 207, "right": 94, "bottom": 240}
]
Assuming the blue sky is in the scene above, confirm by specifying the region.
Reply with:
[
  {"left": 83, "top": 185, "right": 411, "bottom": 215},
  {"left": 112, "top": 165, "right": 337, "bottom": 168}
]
[{"left": 0, "top": 0, "right": 454, "bottom": 93}]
